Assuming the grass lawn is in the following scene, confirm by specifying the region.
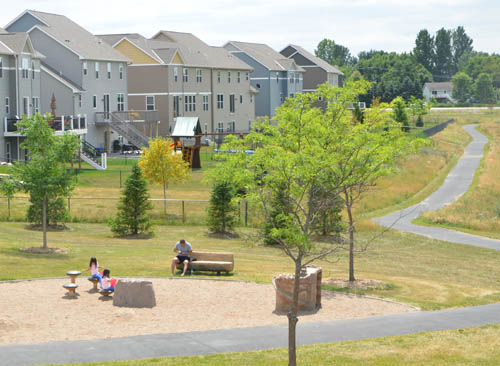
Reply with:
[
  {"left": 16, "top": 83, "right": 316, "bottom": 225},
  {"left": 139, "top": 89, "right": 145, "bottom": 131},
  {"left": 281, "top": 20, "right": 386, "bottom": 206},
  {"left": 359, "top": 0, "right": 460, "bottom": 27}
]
[{"left": 49, "top": 324, "right": 500, "bottom": 366}]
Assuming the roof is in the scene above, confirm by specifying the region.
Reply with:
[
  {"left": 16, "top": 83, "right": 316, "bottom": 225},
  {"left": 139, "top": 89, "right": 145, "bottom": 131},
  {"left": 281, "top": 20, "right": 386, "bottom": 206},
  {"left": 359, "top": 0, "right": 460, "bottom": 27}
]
[
  {"left": 283, "top": 44, "right": 343, "bottom": 75},
  {"left": 0, "top": 32, "right": 44, "bottom": 58},
  {"left": 424, "top": 82, "right": 453, "bottom": 91},
  {"left": 41, "top": 62, "right": 84, "bottom": 92},
  {"left": 226, "top": 41, "right": 304, "bottom": 72},
  {"left": 13, "top": 10, "right": 130, "bottom": 62},
  {"left": 153, "top": 30, "right": 209, "bottom": 50},
  {"left": 0, "top": 27, "right": 7, "bottom": 34},
  {"left": 171, "top": 117, "right": 201, "bottom": 137}
]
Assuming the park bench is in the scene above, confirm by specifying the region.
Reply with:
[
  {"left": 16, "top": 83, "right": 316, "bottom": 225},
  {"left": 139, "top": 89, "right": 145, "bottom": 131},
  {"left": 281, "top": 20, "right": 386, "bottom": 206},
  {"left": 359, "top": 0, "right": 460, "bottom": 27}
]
[{"left": 176, "top": 251, "right": 234, "bottom": 275}]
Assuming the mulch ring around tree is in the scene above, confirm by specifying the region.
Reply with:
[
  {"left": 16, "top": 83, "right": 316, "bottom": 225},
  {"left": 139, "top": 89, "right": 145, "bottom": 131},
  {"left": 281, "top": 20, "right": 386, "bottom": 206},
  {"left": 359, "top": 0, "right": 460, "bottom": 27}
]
[{"left": 25, "top": 224, "right": 70, "bottom": 232}]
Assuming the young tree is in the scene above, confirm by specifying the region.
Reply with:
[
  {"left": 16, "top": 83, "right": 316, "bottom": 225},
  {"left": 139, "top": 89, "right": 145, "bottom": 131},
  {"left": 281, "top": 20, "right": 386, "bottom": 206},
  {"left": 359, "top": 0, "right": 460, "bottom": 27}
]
[
  {"left": 206, "top": 180, "right": 239, "bottom": 234},
  {"left": 474, "top": 73, "right": 496, "bottom": 104},
  {"left": 434, "top": 28, "right": 453, "bottom": 80},
  {"left": 408, "top": 96, "right": 429, "bottom": 126},
  {"left": 391, "top": 97, "right": 410, "bottom": 132},
  {"left": 110, "top": 163, "right": 153, "bottom": 236},
  {"left": 208, "top": 81, "right": 424, "bottom": 365},
  {"left": 452, "top": 72, "right": 474, "bottom": 102},
  {"left": 413, "top": 29, "right": 435, "bottom": 73},
  {"left": 0, "top": 176, "right": 18, "bottom": 220},
  {"left": 12, "top": 113, "right": 78, "bottom": 249},
  {"left": 139, "top": 137, "right": 190, "bottom": 216}
]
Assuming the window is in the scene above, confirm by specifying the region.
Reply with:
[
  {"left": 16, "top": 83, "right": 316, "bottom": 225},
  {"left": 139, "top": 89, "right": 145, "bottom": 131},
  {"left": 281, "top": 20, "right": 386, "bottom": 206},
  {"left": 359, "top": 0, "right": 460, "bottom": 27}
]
[
  {"left": 95, "top": 62, "right": 100, "bottom": 79},
  {"left": 432, "top": 90, "right": 437, "bottom": 95},
  {"left": 22, "top": 58, "right": 29, "bottom": 78},
  {"left": 229, "top": 94, "right": 235, "bottom": 113},
  {"left": 173, "top": 96, "right": 180, "bottom": 117},
  {"left": 217, "top": 122, "right": 224, "bottom": 133},
  {"left": 183, "top": 68, "right": 188, "bottom": 82},
  {"left": 237, "top": 72, "right": 241, "bottom": 83},
  {"left": 146, "top": 96, "right": 155, "bottom": 111},
  {"left": 289, "top": 72, "right": 294, "bottom": 84},
  {"left": 23, "top": 97, "right": 29, "bottom": 115},
  {"left": 240, "top": 95, "right": 243, "bottom": 104},
  {"left": 119, "top": 64, "right": 124, "bottom": 80},
  {"left": 228, "top": 71, "right": 231, "bottom": 83},
  {"left": 93, "top": 95, "right": 97, "bottom": 109},
  {"left": 117, "top": 93, "right": 124, "bottom": 112},
  {"left": 248, "top": 120, "right": 252, "bottom": 131},
  {"left": 245, "top": 72, "right": 249, "bottom": 81},
  {"left": 78, "top": 94, "right": 82, "bottom": 108},
  {"left": 217, "top": 71, "right": 221, "bottom": 83},
  {"left": 280, "top": 93, "right": 284, "bottom": 103},
  {"left": 217, "top": 94, "right": 224, "bottom": 109},
  {"left": 107, "top": 63, "right": 111, "bottom": 79},
  {"left": 202, "top": 95, "right": 209, "bottom": 111},
  {"left": 174, "top": 67, "right": 178, "bottom": 82},
  {"left": 196, "top": 69, "right": 202, "bottom": 83},
  {"left": 228, "top": 121, "right": 235, "bottom": 132},
  {"left": 5, "top": 97, "right": 9, "bottom": 114},
  {"left": 32, "top": 61, "right": 35, "bottom": 79},
  {"left": 0, "top": 57, "right": 3, "bottom": 78},
  {"left": 296, "top": 74, "right": 299, "bottom": 84},
  {"left": 32, "top": 97, "right": 39, "bottom": 114},
  {"left": 290, "top": 93, "right": 294, "bottom": 98},
  {"left": 83, "top": 61, "right": 87, "bottom": 76},
  {"left": 184, "top": 95, "right": 196, "bottom": 112},
  {"left": 276, "top": 72, "right": 279, "bottom": 83}
]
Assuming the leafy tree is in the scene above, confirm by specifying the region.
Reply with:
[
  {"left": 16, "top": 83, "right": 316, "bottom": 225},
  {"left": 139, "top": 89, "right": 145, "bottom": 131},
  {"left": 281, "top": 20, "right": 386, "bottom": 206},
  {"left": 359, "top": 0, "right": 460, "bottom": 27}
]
[
  {"left": 12, "top": 113, "right": 78, "bottom": 249},
  {"left": 463, "top": 54, "right": 500, "bottom": 88},
  {"left": 315, "top": 38, "right": 356, "bottom": 67},
  {"left": 139, "top": 137, "right": 190, "bottom": 216},
  {"left": 391, "top": 97, "right": 410, "bottom": 132},
  {"left": 27, "top": 196, "right": 69, "bottom": 226},
  {"left": 110, "top": 163, "right": 153, "bottom": 236},
  {"left": 452, "top": 26, "right": 473, "bottom": 74},
  {"left": 434, "top": 28, "right": 453, "bottom": 80},
  {"left": 207, "top": 81, "right": 424, "bottom": 365},
  {"left": 452, "top": 72, "right": 474, "bottom": 102},
  {"left": 408, "top": 96, "right": 429, "bottom": 125},
  {"left": 413, "top": 29, "right": 435, "bottom": 72},
  {"left": 0, "top": 176, "right": 18, "bottom": 220},
  {"left": 357, "top": 50, "right": 386, "bottom": 61},
  {"left": 206, "top": 180, "right": 239, "bottom": 234},
  {"left": 474, "top": 73, "right": 496, "bottom": 104}
]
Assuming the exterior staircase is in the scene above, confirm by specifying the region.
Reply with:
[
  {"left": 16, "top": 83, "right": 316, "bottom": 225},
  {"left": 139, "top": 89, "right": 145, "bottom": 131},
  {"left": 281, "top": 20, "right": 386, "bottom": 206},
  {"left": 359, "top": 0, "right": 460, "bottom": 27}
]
[
  {"left": 110, "top": 112, "right": 149, "bottom": 149},
  {"left": 80, "top": 140, "right": 107, "bottom": 170}
]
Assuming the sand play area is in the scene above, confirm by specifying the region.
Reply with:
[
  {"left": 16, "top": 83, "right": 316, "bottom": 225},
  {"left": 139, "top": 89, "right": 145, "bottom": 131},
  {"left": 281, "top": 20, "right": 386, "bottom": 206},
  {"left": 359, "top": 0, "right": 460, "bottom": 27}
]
[{"left": 0, "top": 278, "right": 417, "bottom": 345}]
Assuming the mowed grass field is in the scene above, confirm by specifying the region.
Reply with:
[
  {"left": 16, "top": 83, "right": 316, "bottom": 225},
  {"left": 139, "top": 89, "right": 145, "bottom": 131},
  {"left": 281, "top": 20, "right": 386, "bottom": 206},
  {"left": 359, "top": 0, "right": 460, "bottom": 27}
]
[{"left": 51, "top": 324, "right": 500, "bottom": 366}]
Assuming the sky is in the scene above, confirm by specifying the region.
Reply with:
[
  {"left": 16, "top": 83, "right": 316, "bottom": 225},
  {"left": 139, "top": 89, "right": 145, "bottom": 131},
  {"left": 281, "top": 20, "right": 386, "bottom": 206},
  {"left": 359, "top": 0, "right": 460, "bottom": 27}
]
[{"left": 1, "top": 0, "right": 499, "bottom": 57}]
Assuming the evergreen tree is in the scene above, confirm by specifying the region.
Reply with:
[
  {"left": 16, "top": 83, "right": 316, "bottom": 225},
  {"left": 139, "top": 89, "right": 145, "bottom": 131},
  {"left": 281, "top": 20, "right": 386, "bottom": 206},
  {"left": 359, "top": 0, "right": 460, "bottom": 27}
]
[
  {"left": 434, "top": 28, "right": 453, "bottom": 80},
  {"left": 452, "top": 72, "right": 473, "bottom": 102},
  {"left": 452, "top": 26, "right": 473, "bottom": 74},
  {"left": 309, "top": 184, "right": 343, "bottom": 237},
  {"left": 263, "top": 182, "right": 293, "bottom": 245},
  {"left": 27, "top": 196, "right": 69, "bottom": 226},
  {"left": 474, "top": 73, "right": 496, "bottom": 104},
  {"left": 352, "top": 102, "right": 364, "bottom": 123},
  {"left": 391, "top": 97, "right": 410, "bottom": 132},
  {"left": 413, "top": 29, "right": 435, "bottom": 73},
  {"left": 110, "top": 164, "right": 153, "bottom": 236},
  {"left": 207, "top": 180, "right": 239, "bottom": 234}
]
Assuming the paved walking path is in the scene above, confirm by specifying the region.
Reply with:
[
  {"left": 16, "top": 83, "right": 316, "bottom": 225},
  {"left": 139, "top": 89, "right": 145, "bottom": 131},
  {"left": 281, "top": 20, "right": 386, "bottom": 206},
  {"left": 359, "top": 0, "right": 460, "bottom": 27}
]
[
  {"left": 4, "top": 124, "right": 500, "bottom": 366},
  {"left": 374, "top": 124, "right": 500, "bottom": 250}
]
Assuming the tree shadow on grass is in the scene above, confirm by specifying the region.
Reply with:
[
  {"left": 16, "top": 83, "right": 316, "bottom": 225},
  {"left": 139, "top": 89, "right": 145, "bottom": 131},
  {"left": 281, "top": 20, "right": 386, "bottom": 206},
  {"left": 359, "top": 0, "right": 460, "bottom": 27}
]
[{"left": 0, "top": 247, "right": 70, "bottom": 260}]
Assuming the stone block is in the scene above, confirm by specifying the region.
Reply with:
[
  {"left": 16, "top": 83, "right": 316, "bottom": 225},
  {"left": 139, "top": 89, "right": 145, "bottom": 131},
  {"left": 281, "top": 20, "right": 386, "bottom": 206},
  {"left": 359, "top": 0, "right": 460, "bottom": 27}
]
[
  {"left": 113, "top": 280, "right": 156, "bottom": 308},
  {"left": 274, "top": 266, "right": 322, "bottom": 312}
]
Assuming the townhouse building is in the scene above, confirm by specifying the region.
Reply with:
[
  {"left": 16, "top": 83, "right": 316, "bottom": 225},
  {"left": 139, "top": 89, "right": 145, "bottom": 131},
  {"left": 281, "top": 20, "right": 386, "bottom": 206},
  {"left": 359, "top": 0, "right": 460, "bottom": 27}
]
[
  {"left": 5, "top": 10, "right": 132, "bottom": 153},
  {"left": 99, "top": 31, "right": 256, "bottom": 137},
  {"left": 280, "top": 44, "right": 343, "bottom": 92},
  {"left": 224, "top": 41, "right": 304, "bottom": 117}
]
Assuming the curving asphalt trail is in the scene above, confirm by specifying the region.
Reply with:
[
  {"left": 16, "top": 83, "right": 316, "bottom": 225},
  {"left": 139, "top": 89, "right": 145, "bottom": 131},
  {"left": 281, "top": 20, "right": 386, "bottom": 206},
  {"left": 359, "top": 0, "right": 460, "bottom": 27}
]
[
  {"left": 374, "top": 124, "right": 500, "bottom": 250},
  {"left": 4, "top": 124, "right": 500, "bottom": 366}
]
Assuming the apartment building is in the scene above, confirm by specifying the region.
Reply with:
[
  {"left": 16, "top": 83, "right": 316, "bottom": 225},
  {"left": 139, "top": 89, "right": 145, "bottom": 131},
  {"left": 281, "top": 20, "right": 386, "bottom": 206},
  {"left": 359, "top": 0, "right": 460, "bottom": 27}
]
[
  {"left": 99, "top": 31, "right": 256, "bottom": 136},
  {"left": 5, "top": 10, "right": 131, "bottom": 151},
  {"left": 280, "top": 44, "right": 343, "bottom": 92},
  {"left": 224, "top": 41, "right": 304, "bottom": 117}
]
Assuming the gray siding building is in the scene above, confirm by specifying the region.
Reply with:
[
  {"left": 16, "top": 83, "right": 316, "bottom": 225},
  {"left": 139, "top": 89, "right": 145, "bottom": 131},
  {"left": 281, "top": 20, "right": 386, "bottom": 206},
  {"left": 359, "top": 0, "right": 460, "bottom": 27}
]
[{"left": 224, "top": 41, "right": 304, "bottom": 117}]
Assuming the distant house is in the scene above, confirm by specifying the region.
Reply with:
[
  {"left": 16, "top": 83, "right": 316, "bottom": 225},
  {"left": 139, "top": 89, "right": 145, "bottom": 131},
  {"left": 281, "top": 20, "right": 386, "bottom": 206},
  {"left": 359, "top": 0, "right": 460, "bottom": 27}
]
[
  {"left": 423, "top": 82, "right": 455, "bottom": 104},
  {"left": 280, "top": 44, "right": 343, "bottom": 92},
  {"left": 224, "top": 41, "right": 304, "bottom": 117}
]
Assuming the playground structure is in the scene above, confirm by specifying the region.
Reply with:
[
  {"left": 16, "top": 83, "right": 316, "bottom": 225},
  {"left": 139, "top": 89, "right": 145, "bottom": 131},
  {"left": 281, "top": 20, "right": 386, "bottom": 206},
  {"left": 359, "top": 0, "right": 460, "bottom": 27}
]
[{"left": 171, "top": 117, "right": 202, "bottom": 169}]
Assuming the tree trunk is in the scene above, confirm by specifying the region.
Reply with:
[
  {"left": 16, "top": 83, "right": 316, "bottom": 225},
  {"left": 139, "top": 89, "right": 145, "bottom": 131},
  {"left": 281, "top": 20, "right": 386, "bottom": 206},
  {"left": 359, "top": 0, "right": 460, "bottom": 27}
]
[
  {"left": 163, "top": 182, "right": 167, "bottom": 216},
  {"left": 345, "top": 189, "right": 355, "bottom": 282},
  {"left": 42, "top": 196, "right": 48, "bottom": 249},
  {"left": 288, "top": 256, "right": 302, "bottom": 366},
  {"left": 7, "top": 198, "right": 10, "bottom": 220}
]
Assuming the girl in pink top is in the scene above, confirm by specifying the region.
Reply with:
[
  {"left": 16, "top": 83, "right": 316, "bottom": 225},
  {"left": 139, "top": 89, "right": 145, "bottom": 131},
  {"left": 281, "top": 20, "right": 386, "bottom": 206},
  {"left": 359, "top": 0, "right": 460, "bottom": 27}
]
[
  {"left": 83, "top": 257, "right": 104, "bottom": 286},
  {"left": 101, "top": 269, "right": 116, "bottom": 291}
]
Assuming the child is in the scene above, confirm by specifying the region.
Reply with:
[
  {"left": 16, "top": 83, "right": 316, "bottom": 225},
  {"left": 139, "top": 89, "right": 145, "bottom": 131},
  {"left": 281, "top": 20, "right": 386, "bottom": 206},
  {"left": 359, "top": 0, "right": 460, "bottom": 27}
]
[
  {"left": 101, "top": 269, "right": 116, "bottom": 291},
  {"left": 83, "top": 257, "right": 104, "bottom": 286}
]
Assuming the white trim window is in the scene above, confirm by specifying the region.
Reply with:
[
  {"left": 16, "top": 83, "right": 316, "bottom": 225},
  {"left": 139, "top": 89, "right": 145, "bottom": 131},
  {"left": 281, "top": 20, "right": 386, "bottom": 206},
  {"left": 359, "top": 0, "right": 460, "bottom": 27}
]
[
  {"left": 93, "top": 95, "right": 97, "bottom": 109},
  {"left": 229, "top": 94, "right": 235, "bottom": 113},
  {"left": 32, "top": 97, "right": 39, "bottom": 114},
  {"left": 32, "top": 61, "right": 35, "bottom": 79},
  {"left": 117, "top": 93, "right": 124, "bottom": 112},
  {"left": 78, "top": 94, "right": 82, "bottom": 108},
  {"left": 0, "top": 57, "right": 3, "bottom": 78},
  {"left": 184, "top": 95, "right": 196, "bottom": 112},
  {"left": 183, "top": 68, "right": 188, "bottom": 82},
  {"left": 22, "top": 97, "right": 29, "bottom": 115},
  {"left": 228, "top": 71, "right": 231, "bottom": 83},
  {"left": 107, "top": 62, "right": 111, "bottom": 79},
  {"left": 146, "top": 95, "right": 155, "bottom": 111},
  {"left": 119, "top": 64, "right": 124, "bottom": 80},
  {"left": 202, "top": 95, "right": 209, "bottom": 111},
  {"left": 21, "top": 58, "right": 29, "bottom": 79},
  {"left": 83, "top": 61, "right": 88, "bottom": 76},
  {"left": 217, "top": 122, "right": 224, "bottom": 133},
  {"left": 217, "top": 94, "right": 223, "bottom": 109},
  {"left": 240, "top": 95, "right": 243, "bottom": 104},
  {"left": 228, "top": 121, "right": 235, "bottom": 132},
  {"left": 95, "top": 62, "right": 100, "bottom": 79},
  {"left": 173, "top": 96, "right": 180, "bottom": 117},
  {"left": 217, "top": 71, "right": 221, "bottom": 83},
  {"left": 246, "top": 72, "right": 249, "bottom": 81},
  {"left": 5, "top": 97, "right": 9, "bottom": 114},
  {"left": 196, "top": 69, "right": 202, "bottom": 83},
  {"left": 237, "top": 71, "right": 241, "bottom": 83},
  {"left": 174, "top": 67, "right": 178, "bottom": 82}
]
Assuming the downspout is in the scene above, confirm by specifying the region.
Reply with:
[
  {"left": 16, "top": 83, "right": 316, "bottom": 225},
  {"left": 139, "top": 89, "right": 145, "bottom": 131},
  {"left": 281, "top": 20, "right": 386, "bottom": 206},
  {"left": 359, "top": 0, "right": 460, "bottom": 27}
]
[
  {"left": 165, "top": 64, "right": 169, "bottom": 137},
  {"left": 15, "top": 55, "right": 20, "bottom": 161},
  {"left": 210, "top": 68, "right": 214, "bottom": 134}
]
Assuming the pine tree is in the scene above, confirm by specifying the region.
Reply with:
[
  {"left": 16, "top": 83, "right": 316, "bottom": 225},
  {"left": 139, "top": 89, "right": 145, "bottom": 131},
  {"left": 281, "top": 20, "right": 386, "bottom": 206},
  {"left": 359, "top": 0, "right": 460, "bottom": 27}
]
[
  {"left": 207, "top": 181, "right": 238, "bottom": 234},
  {"left": 110, "top": 164, "right": 153, "bottom": 236},
  {"left": 413, "top": 29, "right": 435, "bottom": 73}
]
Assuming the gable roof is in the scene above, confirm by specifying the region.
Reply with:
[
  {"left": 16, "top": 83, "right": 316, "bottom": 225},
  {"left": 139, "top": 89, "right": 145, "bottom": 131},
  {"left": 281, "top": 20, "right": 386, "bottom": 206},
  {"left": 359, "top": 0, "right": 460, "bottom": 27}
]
[
  {"left": 283, "top": 44, "right": 343, "bottom": 75},
  {"left": 0, "top": 32, "right": 43, "bottom": 58},
  {"left": 152, "top": 30, "right": 209, "bottom": 49},
  {"left": 10, "top": 10, "right": 129, "bottom": 62},
  {"left": 424, "top": 82, "right": 453, "bottom": 91},
  {"left": 226, "top": 41, "right": 304, "bottom": 72},
  {"left": 41, "top": 62, "right": 85, "bottom": 93}
]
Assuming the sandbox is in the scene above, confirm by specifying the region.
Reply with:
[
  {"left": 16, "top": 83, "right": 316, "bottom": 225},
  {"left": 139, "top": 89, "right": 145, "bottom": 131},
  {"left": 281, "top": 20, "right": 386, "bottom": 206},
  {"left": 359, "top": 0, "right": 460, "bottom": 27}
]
[{"left": 0, "top": 278, "right": 417, "bottom": 345}]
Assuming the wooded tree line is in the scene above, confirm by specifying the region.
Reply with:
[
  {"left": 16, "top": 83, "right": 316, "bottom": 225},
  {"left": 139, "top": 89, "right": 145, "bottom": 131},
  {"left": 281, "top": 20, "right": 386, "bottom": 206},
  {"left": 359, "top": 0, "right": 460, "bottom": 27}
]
[{"left": 315, "top": 26, "right": 499, "bottom": 104}]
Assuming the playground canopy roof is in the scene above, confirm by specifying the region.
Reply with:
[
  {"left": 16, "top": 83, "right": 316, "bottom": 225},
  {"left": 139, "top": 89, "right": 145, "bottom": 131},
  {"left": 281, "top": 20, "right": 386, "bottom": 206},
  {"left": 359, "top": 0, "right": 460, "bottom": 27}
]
[{"left": 171, "top": 117, "right": 202, "bottom": 137}]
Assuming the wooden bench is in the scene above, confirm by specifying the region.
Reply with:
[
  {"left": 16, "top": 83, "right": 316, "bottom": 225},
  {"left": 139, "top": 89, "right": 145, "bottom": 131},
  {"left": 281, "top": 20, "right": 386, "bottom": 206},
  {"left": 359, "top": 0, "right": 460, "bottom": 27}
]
[{"left": 176, "top": 251, "right": 234, "bottom": 275}]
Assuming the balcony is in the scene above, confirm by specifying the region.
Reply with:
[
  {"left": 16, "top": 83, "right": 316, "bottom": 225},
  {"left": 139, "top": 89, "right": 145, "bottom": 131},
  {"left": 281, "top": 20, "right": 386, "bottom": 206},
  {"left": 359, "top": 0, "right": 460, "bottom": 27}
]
[
  {"left": 95, "top": 110, "right": 159, "bottom": 125},
  {"left": 4, "top": 115, "right": 88, "bottom": 137}
]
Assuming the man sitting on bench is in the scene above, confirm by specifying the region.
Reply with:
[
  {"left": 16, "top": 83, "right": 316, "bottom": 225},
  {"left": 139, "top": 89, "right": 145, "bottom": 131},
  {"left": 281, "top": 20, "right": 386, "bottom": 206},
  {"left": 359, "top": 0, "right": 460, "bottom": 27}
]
[{"left": 171, "top": 239, "right": 192, "bottom": 276}]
